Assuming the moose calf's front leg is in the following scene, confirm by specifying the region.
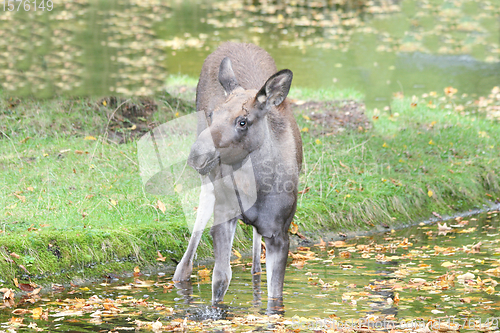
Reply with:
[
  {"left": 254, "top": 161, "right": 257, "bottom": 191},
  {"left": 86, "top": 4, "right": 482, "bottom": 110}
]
[
  {"left": 173, "top": 180, "right": 215, "bottom": 282},
  {"left": 211, "top": 218, "right": 238, "bottom": 304},
  {"left": 264, "top": 231, "right": 289, "bottom": 311}
]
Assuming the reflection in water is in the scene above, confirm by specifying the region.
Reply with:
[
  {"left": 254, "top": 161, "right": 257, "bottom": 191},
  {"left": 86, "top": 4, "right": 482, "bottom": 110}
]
[
  {"left": 252, "top": 273, "right": 262, "bottom": 309},
  {"left": 1, "top": 0, "right": 498, "bottom": 108}
]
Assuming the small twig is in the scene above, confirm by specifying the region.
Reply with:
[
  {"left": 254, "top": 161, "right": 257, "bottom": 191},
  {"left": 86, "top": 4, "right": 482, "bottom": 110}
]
[
  {"left": 345, "top": 137, "right": 372, "bottom": 154},
  {"left": 300, "top": 152, "right": 322, "bottom": 205},
  {"left": 0, "top": 129, "right": 23, "bottom": 165},
  {"left": 105, "top": 137, "right": 138, "bottom": 166}
]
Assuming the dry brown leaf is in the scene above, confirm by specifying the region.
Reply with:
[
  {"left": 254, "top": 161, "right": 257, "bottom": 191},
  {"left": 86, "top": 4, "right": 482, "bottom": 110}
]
[
  {"left": 9, "top": 317, "right": 23, "bottom": 325},
  {"left": 340, "top": 251, "right": 351, "bottom": 258},
  {"left": 314, "top": 238, "right": 326, "bottom": 248},
  {"left": 18, "top": 265, "right": 30, "bottom": 274},
  {"left": 12, "top": 308, "right": 31, "bottom": 315},
  {"left": 1, "top": 288, "right": 15, "bottom": 300},
  {"left": 330, "top": 240, "right": 347, "bottom": 247},
  {"left": 156, "top": 251, "right": 166, "bottom": 262},
  {"left": 298, "top": 186, "right": 310, "bottom": 194},
  {"left": 30, "top": 287, "right": 41, "bottom": 296},
  {"left": 14, "top": 194, "right": 26, "bottom": 203},
  {"left": 18, "top": 283, "right": 34, "bottom": 292}
]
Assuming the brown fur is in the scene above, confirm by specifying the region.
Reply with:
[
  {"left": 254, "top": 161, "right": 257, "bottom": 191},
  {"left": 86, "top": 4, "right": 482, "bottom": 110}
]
[{"left": 196, "top": 42, "right": 302, "bottom": 170}]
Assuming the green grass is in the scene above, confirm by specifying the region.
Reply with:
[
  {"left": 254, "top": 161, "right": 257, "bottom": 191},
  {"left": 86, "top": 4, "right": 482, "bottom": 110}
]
[
  {"left": 294, "top": 97, "right": 500, "bottom": 234},
  {"left": 1, "top": 76, "right": 499, "bottom": 287}
]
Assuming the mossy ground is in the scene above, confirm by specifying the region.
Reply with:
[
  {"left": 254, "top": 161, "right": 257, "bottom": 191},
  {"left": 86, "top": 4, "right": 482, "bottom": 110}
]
[{"left": 0, "top": 78, "right": 499, "bottom": 288}]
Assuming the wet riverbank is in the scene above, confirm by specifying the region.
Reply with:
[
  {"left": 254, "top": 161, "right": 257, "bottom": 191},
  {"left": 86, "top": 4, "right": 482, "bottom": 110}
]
[{"left": 1, "top": 209, "right": 499, "bottom": 332}]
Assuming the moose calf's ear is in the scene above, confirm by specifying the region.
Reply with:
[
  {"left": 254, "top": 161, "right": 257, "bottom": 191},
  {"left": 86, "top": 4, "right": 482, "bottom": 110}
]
[
  {"left": 256, "top": 69, "right": 293, "bottom": 107},
  {"left": 218, "top": 57, "right": 240, "bottom": 95}
]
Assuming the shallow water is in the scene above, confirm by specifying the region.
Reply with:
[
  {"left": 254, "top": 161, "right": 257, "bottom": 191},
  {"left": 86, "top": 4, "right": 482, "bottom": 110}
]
[
  {"left": 1, "top": 210, "right": 499, "bottom": 331},
  {"left": 2, "top": 0, "right": 499, "bottom": 108}
]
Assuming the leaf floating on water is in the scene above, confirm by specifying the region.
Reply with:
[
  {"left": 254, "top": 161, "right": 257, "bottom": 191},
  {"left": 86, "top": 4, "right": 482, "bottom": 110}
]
[
  {"left": 31, "top": 307, "right": 43, "bottom": 319},
  {"left": 11, "top": 308, "right": 31, "bottom": 315},
  {"left": 314, "top": 238, "right": 326, "bottom": 248},
  {"left": 484, "top": 267, "right": 500, "bottom": 277},
  {"left": 330, "top": 240, "right": 347, "bottom": 247},
  {"left": 113, "top": 285, "right": 132, "bottom": 290},
  {"left": 50, "top": 310, "right": 84, "bottom": 317},
  {"left": 197, "top": 268, "right": 211, "bottom": 278},
  {"left": 152, "top": 320, "right": 162, "bottom": 332},
  {"left": 441, "top": 261, "right": 455, "bottom": 268},
  {"left": 232, "top": 249, "right": 242, "bottom": 259},
  {"left": 438, "top": 222, "right": 451, "bottom": 231}
]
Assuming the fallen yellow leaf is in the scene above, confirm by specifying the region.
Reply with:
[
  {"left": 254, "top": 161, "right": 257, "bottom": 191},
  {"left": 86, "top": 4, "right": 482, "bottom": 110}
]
[
  {"left": 32, "top": 307, "right": 43, "bottom": 319},
  {"left": 157, "top": 200, "right": 166, "bottom": 214},
  {"left": 197, "top": 268, "right": 211, "bottom": 278},
  {"left": 156, "top": 251, "right": 166, "bottom": 262},
  {"left": 441, "top": 261, "right": 455, "bottom": 268},
  {"left": 232, "top": 249, "right": 242, "bottom": 258},
  {"left": 289, "top": 221, "right": 299, "bottom": 234}
]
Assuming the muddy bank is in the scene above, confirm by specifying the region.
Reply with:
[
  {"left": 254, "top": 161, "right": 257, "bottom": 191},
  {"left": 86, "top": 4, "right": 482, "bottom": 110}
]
[{"left": 94, "top": 96, "right": 370, "bottom": 144}]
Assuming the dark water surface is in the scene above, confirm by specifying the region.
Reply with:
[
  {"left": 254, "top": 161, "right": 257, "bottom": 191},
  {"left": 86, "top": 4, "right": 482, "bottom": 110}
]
[
  {"left": 1, "top": 211, "right": 499, "bottom": 331},
  {"left": 1, "top": 0, "right": 499, "bottom": 108}
]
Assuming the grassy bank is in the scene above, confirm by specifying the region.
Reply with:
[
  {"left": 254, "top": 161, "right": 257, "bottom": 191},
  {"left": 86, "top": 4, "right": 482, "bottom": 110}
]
[{"left": 1, "top": 79, "right": 499, "bottom": 287}]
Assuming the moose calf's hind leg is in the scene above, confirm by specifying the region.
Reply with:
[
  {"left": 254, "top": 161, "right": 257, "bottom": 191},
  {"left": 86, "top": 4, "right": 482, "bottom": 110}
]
[
  {"left": 211, "top": 218, "right": 238, "bottom": 304},
  {"left": 252, "top": 226, "right": 262, "bottom": 275}
]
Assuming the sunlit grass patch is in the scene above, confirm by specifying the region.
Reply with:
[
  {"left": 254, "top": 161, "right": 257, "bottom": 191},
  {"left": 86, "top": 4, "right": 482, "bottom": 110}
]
[
  {"left": 294, "top": 93, "right": 500, "bottom": 233},
  {"left": 165, "top": 74, "right": 198, "bottom": 88},
  {"left": 290, "top": 86, "right": 364, "bottom": 102}
]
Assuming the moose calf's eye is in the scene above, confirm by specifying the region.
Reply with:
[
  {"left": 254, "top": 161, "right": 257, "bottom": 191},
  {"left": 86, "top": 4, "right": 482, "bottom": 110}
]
[{"left": 237, "top": 118, "right": 247, "bottom": 128}]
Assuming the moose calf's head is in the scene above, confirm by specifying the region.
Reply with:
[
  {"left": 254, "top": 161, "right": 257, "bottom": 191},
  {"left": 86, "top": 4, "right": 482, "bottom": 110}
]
[{"left": 188, "top": 57, "right": 293, "bottom": 175}]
